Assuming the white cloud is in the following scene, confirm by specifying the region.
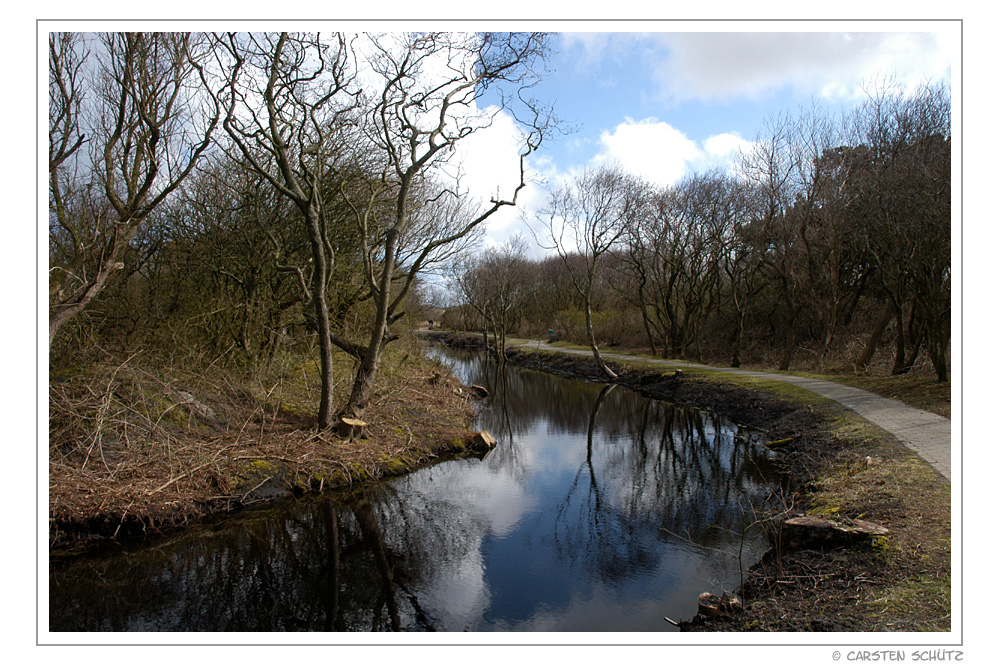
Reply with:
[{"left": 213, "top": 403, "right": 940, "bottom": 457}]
[
  {"left": 560, "top": 29, "right": 954, "bottom": 105},
  {"left": 649, "top": 31, "right": 954, "bottom": 104},
  {"left": 590, "top": 117, "right": 700, "bottom": 188},
  {"left": 702, "top": 131, "right": 751, "bottom": 159},
  {"left": 443, "top": 105, "right": 547, "bottom": 250},
  {"left": 588, "top": 117, "right": 748, "bottom": 187}
]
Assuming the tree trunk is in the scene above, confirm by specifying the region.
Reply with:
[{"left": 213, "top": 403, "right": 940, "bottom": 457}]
[
  {"left": 342, "top": 229, "right": 399, "bottom": 421},
  {"left": 891, "top": 301, "right": 908, "bottom": 375},
  {"left": 928, "top": 327, "right": 949, "bottom": 382},
  {"left": 49, "top": 255, "right": 125, "bottom": 347},
  {"left": 635, "top": 282, "right": 658, "bottom": 357},
  {"left": 584, "top": 299, "right": 617, "bottom": 380},
  {"left": 858, "top": 301, "right": 894, "bottom": 369},
  {"left": 895, "top": 325, "right": 925, "bottom": 375},
  {"left": 343, "top": 345, "right": 381, "bottom": 421},
  {"left": 305, "top": 210, "right": 337, "bottom": 429},
  {"left": 730, "top": 315, "right": 745, "bottom": 368},
  {"left": 779, "top": 318, "right": 795, "bottom": 371}
]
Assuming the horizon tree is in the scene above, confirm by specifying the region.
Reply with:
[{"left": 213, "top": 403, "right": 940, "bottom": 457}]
[
  {"left": 212, "top": 31, "right": 366, "bottom": 429},
  {"left": 333, "top": 31, "right": 557, "bottom": 422},
  {"left": 532, "top": 164, "right": 640, "bottom": 380}
]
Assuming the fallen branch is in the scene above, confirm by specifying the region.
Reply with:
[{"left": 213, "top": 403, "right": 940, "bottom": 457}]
[{"left": 146, "top": 459, "right": 218, "bottom": 496}]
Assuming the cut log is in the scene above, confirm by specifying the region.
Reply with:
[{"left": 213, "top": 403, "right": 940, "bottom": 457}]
[
  {"left": 780, "top": 515, "right": 889, "bottom": 551},
  {"left": 697, "top": 592, "right": 740, "bottom": 618}
]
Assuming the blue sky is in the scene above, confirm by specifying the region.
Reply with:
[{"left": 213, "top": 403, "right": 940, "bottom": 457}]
[
  {"left": 544, "top": 30, "right": 954, "bottom": 164},
  {"left": 459, "top": 26, "right": 958, "bottom": 249}
]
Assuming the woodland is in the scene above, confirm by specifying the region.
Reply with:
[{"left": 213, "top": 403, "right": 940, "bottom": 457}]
[
  {"left": 448, "top": 81, "right": 950, "bottom": 383},
  {"left": 48, "top": 32, "right": 949, "bottom": 516}
]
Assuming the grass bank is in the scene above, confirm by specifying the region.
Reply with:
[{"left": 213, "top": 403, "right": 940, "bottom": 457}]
[{"left": 48, "top": 335, "right": 481, "bottom": 552}]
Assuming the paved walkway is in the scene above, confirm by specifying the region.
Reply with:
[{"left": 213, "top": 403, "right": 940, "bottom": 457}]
[{"left": 508, "top": 339, "right": 953, "bottom": 481}]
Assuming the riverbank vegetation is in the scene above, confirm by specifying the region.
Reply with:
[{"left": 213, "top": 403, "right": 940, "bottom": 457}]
[{"left": 49, "top": 334, "right": 479, "bottom": 551}]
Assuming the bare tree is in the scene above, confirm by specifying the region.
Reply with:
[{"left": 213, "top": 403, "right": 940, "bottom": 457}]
[
  {"left": 847, "top": 78, "right": 951, "bottom": 380},
  {"left": 335, "top": 32, "right": 555, "bottom": 421},
  {"left": 48, "top": 32, "right": 220, "bottom": 347},
  {"left": 212, "top": 32, "right": 364, "bottom": 428},
  {"left": 715, "top": 177, "right": 764, "bottom": 368},
  {"left": 454, "top": 235, "right": 530, "bottom": 360},
  {"left": 737, "top": 113, "right": 805, "bottom": 370},
  {"left": 533, "top": 164, "right": 636, "bottom": 380}
]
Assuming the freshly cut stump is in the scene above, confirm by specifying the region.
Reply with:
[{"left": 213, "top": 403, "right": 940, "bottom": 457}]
[
  {"left": 337, "top": 417, "right": 368, "bottom": 441},
  {"left": 468, "top": 430, "right": 497, "bottom": 454}
]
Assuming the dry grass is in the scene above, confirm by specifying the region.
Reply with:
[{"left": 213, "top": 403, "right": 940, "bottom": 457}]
[{"left": 48, "top": 337, "right": 477, "bottom": 550}]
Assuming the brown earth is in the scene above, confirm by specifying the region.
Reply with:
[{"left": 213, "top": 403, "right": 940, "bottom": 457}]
[{"left": 48, "top": 340, "right": 484, "bottom": 553}]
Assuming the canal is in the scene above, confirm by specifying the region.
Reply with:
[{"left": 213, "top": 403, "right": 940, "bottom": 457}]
[{"left": 49, "top": 344, "right": 785, "bottom": 632}]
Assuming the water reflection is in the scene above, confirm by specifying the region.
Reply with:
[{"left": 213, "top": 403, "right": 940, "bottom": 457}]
[{"left": 49, "top": 347, "right": 784, "bottom": 632}]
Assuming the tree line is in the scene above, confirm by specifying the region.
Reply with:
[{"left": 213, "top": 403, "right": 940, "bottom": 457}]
[
  {"left": 48, "top": 31, "right": 557, "bottom": 428},
  {"left": 447, "top": 79, "right": 951, "bottom": 381}
]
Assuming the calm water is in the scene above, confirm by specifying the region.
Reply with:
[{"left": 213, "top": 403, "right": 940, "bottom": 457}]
[{"left": 49, "top": 345, "right": 785, "bottom": 632}]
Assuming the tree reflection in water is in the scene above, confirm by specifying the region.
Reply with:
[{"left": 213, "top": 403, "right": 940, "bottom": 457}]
[{"left": 50, "top": 347, "right": 786, "bottom": 632}]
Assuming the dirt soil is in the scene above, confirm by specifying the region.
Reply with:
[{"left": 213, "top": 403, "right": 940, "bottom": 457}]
[{"left": 435, "top": 332, "right": 952, "bottom": 633}]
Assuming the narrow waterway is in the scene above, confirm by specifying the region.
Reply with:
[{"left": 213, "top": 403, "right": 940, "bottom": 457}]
[{"left": 49, "top": 345, "right": 786, "bottom": 632}]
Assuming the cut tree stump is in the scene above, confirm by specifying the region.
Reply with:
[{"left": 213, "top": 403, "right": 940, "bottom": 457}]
[
  {"left": 697, "top": 592, "right": 742, "bottom": 618},
  {"left": 468, "top": 430, "right": 497, "bottom": 454},
  {"left": 337, "top": 417, "right": 368, "bottom": 441}
]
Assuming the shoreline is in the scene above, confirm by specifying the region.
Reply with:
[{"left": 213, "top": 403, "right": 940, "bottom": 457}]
[
  {"left": 48, "top": 342, "right": 486, "bottom": 554},
  {"left": 431, "top": 331, "right": 951, "bottom": 632},
  {"left": 49, "top": 332, "right": 951, "bottom": 632}
]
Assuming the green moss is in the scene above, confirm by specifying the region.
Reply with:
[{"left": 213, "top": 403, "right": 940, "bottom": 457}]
[
  {"left": 277, "top": 401, "right": 311, "bottom": 416},
  {"left": 233, "top": 458, "right": 281, "bottom": 486},
  {"left": 383, "top": 457, "right": 410, "bottom": 474},
  {"left": 811, "top": 503, "right": 842, "bottom": 517},
  {"left": 249, "top": 459, "right": 278, "bottom": 474},
  {"left": 871, "top": 535, "right": 891, "bottom": 553}
]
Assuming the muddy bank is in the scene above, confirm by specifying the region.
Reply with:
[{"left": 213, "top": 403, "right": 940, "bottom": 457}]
[{"left": 429, "top": 332, "right": 951, "bottom": 632}]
